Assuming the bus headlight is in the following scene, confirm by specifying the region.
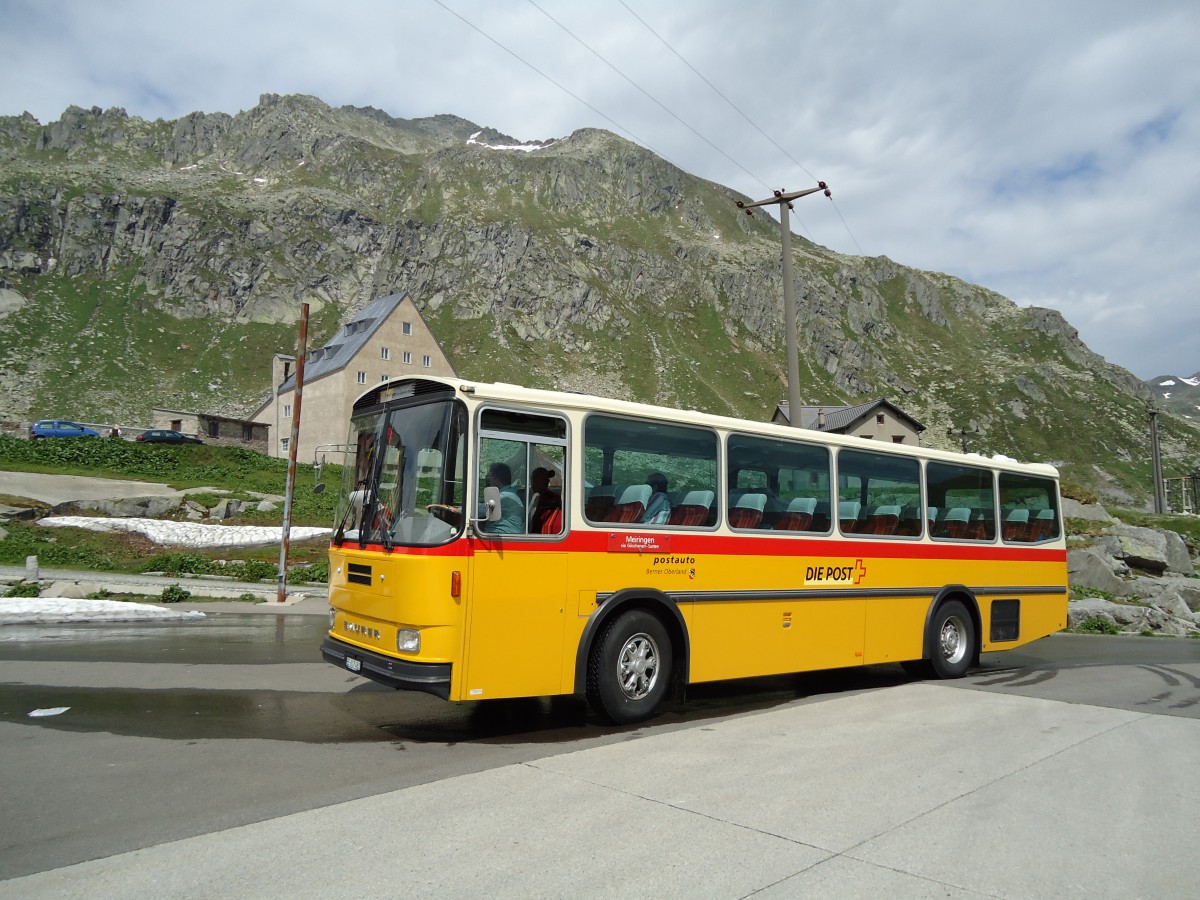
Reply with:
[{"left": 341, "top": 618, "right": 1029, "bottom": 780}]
[
  {"left": 329, "top": 607, "right": 336, "bottom": 630},
  {"left": 396, "top": 629, "right": 420, "bottom": 653}
]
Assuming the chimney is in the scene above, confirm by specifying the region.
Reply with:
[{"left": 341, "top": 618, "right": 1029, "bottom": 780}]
[{"left": 817, "top": 408, "right": 826, "bottom": 429}]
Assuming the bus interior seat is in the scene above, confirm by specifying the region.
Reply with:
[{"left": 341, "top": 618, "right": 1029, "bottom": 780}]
[
  {"left": 864, "top": 504, "right": 901, "bottom": 535},
  {"left": 775, "top": 496, "right": 817, "bottom": 531},
  {"left": 1002, "top": 508, "right": 1030, "bottom": 541},
  {"left": 604, "top": 484, "right": 652, "bottom": 523},
  {"left": 668, "top": 490, "right": 714, "bottom": 527},
  {"left": 539, "top": 508, "right": 563, "bottom": 535},
  {"left": 728, "top": 492, "right": 767, "bottom": 529},
  {"left": 938, "top": 507, "right": 972, "bottom": 538},
  {"left": 896, "top": 505, "right": 923, "bottom": 536},
  {"left": 1029, "top": 508, "right": 1055, "bottom": 541},
  {"left": 838, "top": 500, "right": 862, "bottom": 533},
  {"left": 585, "top": 484, "right": 623, "bottom": 521}
]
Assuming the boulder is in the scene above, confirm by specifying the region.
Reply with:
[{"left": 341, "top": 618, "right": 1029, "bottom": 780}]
[
  {"left": 1106, "top": 524, "right": 1170, "bottom": 574},
  {"left": 1162, "top": 530, "right": 1194, "bottom": 576},
  {"left": 1061, "top": 499, "right": 1116, "bottom": 523},
  {"left": 1067, "top": 548, "right": 1128, "bottom": 596}
]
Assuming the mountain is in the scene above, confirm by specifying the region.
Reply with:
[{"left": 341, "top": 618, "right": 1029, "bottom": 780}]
[
  {"left": 1, "top": 93, "right": 1197, "bottom": 506},
  {"left": 1148, "top": 374, "right": 1200, "bottom": 430}
]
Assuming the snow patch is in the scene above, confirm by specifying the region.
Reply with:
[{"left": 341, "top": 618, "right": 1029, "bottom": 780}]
[
  {"left": 0, "top": 598, "right": 206, "bottom": 625},
  {"left": 1158, "top": 379, "right": 1177, "bottom": 386},
  {"left": 1182, "top": 376, "right": 1200, "bottom": 386},
  {"left": 39, "top": 516, "right": 331, "bottom": 548},
  {"left": 466, "top": 130, "right": 557, "bottom": 153}
]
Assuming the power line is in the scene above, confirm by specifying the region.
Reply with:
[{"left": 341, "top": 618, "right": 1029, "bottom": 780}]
[
  {"left": 618, "top": 0, "right": 867, "bottom": 254},
  {"left": 525, "top": 0, "right": 774, "bottom": 193},
  {"left": 428, "top": 0, "right": 662, "bottom": 158},
  {"left": 616, "top": 0, "right": 818, "bottom": 185}
]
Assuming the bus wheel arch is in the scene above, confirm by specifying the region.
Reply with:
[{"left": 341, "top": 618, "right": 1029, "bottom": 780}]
[
  {"left": 576, "top": 590, "right": 689, "bottom": 724},
  {"left": 919, "top": 588, "right": 981, "bottom": 679}
]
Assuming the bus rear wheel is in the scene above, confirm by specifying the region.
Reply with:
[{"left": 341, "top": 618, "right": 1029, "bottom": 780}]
[
  {"left": 587, "top": 610, "right": 672, "bottom": 725},
  {"left": 928, "top": 599, "right": 975, "bottom": 679}
]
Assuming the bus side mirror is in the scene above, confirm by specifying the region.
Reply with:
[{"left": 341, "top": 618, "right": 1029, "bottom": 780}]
[
  {"left": 314, "top": 482, "right": 326, "bottom": 494},
  {"left": 474, "top": 486, "right": 502, "bottom": 524}
]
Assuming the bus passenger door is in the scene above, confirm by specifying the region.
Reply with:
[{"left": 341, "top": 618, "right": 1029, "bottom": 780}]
[{"left": 463, "top": 419, "right": 570, "bottom": 701}]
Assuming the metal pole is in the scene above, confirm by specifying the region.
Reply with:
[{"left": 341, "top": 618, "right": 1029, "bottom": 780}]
[
  {"left": 1149, "top": 408, "right": 1164, "bottom": 514},
  {"left": 277, "top": 302, "right": 310, "bottom": 603},
  {"left": 735, "top": 182, "right": 830, "bottom": 428},
  {"left": 778, "top": 201, "right": 802, "bottom": 429}
]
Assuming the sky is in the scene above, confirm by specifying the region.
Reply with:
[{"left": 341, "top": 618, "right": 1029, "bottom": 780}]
[{"left": 1, "top": 0, "right": 1197, "bottom": 380}]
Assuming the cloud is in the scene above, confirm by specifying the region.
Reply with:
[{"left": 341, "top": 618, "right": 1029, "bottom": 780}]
[{"left": 1, "top": 0, "right": 1197, "bottom": 378}]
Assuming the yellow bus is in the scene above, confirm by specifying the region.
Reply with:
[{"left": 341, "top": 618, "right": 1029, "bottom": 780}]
[{"left": 321, "top": 377, "right": 1068, "bottom": 724}]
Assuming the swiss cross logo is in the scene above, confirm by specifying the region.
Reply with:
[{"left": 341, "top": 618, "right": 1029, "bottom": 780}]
[{"left": 853, "top": 559, "right": 867, "bottom": 584}]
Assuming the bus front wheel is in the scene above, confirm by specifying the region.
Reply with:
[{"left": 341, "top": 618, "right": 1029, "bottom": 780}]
[
  {"left": 928, "top": 599, "right": 975, "bottom": 679},
  {"left": 587, "top": 610, "right": 672, "bottom": 725}
]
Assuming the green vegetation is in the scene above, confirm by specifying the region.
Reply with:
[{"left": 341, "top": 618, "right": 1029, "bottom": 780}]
[
  {"left": 160, "top": 584, "right": 191, "bottom": 603},
  {"left": 3, "top": 581, "right": 41, "bottom": 598},
  {"left": 0, "top": 434, "right": 338, "bottom": 525},
  {"left": 1069, "top": 616, "right": 1122, "bottom": 635}
]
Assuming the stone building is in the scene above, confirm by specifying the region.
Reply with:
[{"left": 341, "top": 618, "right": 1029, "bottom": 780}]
[
  {"left": 772, "top": 399, "right": 925, "bottom": 445},
  {"left": 150, "top": 408, "right": 270, "bottom": 452},
  {"left": 250, "top": 292, "right": 455, "bottom": 462}
]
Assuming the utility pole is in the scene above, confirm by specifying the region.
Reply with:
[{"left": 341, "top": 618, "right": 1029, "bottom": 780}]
[
  {"left": 1148, "top": 407, "right": 1165, "bottom": 514},
  {"left": 277, "top": 302, "right": 310, "bottom": 603},
  {"left": 737, "top": 183, "right": 831, "bottom": 427}
]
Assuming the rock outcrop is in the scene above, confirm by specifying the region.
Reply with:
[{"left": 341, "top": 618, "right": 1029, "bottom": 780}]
[{"left": 1066, "top": 502, "right": 1199, "bottom": 636}]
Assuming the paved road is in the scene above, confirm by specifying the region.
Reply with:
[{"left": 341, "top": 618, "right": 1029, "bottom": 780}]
[{"left": 1, "top": 622, "right": 1198, "bottom": 897}]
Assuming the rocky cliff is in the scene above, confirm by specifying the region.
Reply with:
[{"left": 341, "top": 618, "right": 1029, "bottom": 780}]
[{"left": 1, "top": 93, "right": 1197, "bottom": 504}]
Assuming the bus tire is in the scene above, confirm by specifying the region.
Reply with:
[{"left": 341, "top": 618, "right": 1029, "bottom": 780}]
[
  {"left": 928, "top": 599, "right": 975, "bottom": 679},
  {"left": 587, "top": 610, "right": 672, "bottom": 725}
]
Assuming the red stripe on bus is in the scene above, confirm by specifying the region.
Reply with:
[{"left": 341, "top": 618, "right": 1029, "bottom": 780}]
[{"left": 336, "top": 531, "right": 1065, "bottom": 563}]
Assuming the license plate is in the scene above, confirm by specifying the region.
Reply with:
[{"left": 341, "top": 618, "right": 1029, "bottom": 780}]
[{"left": 345, "top": 657, "right": 362, "bottom": 673}]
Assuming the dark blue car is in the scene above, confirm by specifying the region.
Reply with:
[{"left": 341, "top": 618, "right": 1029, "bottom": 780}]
[{"left": 30, "top": 419, "right": 100, "bottom": 439}]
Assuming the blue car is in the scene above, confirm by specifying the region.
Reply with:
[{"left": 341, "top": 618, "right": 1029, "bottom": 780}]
[{"left": 30, "top": 419, "right": 100, "bottom": 439}]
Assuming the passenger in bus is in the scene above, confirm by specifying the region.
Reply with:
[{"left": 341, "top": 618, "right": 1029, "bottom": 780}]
[
  {"left": 427, "top": 462, "right": 525, "bottom": 534},
  {"left": 528, "top": 466, "right": 561, "bottom": 533},
  {"left": 642, "top": 472, "right": 671, "bottom": 525},
  {"left": 480, "top": 463, "right": 526, "bottom": 534}
]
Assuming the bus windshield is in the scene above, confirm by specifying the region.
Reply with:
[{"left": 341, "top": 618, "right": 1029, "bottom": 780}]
[{"left": 334, "top": 396, "right": 466, "bottom": 548}]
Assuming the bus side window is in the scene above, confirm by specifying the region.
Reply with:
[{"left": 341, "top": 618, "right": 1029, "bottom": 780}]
[
  {"left": 583, "top": 414, "right": 718, "bottom": 528},
  {"left": 998, "top": 472, "right": 1060, "bottom": 543},
  {"left": 727, "top": 433, "right": 831, "bottom": 533}
]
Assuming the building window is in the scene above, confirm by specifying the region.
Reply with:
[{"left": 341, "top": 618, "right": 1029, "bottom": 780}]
[
  {"left": 403, "top": 351, "right": 412, "bottom": 364},
  {"left": 357, "top": 371, "right": 366, "bottom": 384},
  {"left": 892, "top": 435, "right": 905, "bottom": 443},
  {"left": 381, "top": 347, "right": 390, "bottom": 360},
  {"left": 242, "top": 425, "right": 253, "bottom": 442},
  {"left": 208, "top": 421, "right": 219, "bottom": 438},
  {"left": 283, "top": 404, "right": 291, "bottom": 418},
  {"left": 402, "top": 322, "right": 413, "bottom": 336},
  {"left": 281, "top": 437, "right": 290, "bottom": 453},
  {"left": 381, "top": 374, "right": 389, "bottom": 382},
  {"left": 876, "top": 414, "right": 885, "bottom": 425},
  {"left": 422, "top": 354, "right": 432, "bottom": 368}
]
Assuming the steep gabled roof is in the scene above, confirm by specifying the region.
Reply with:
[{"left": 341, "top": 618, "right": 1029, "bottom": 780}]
[
  {"left": 277, "top": 292, "right": 407, "bottom": 392},
  {"left": 776, "top": 399, "right": 926, "bottom": 433}
]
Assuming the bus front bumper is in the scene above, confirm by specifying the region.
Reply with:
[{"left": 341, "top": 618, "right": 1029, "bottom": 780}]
[{"left": 321, "top": 635, "right": 452, "bottom": 700}]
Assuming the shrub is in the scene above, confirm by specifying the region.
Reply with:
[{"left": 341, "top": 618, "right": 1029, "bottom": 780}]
[
  {"left": 85, "top": 588, "right": 114, "bottom": 600},
  {"left": 161, "top": 583, "right": 191, "bottom": 603},
  {"left": 4, "top": 581, "right": 41, "bottom": 597},
  {"left": 1073, "top": 615, "right": 1120, "bottom": 635}
]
